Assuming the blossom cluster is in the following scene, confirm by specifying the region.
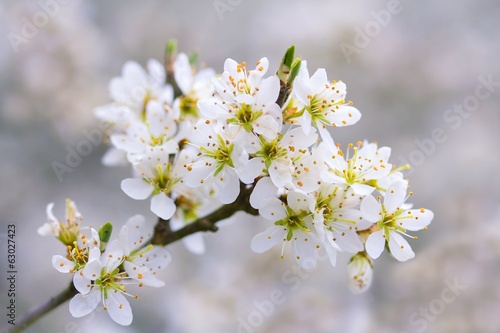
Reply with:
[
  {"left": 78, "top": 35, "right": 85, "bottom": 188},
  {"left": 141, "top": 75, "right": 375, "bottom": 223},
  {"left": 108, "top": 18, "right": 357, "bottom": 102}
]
[
  {"left": 39, "top": 199, "right": 171, "bottom": 325},
  {"left": 40, "top": 45, "right": 434, "bottom": 327},
  {"left": 93, "top": 45, "right": 434, "bottom": 294}
]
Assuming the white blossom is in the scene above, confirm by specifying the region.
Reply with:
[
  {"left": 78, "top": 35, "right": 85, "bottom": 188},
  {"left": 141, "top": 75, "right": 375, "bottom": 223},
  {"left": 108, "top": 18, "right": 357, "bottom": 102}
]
[
  {"left": 291, "top": 66, "right": 361, "bottom": 147},
  {"left": 321, "top": 141, "right": 392, "bottom": 196},
  {"left": 347, "top": 252, "right": 373, "bottom": 294},
  {"left": 69, "top": 241, "right": 133, "bottom": 326},
  {"left": 361, "top": 180, "right": 434, "bottom": 261},
  {"left": 38, "top": 199, "right": 84, "bottom": 248},
  {"left": 119, "top": 215, "right": 172, "bottom": 287},
  {"left": 251, "top": 191, "right": 321, "bottom": 269},
  {"left": 184, "top": 120, "right": 241, "bottom": 204},
  {"left": 311, "top": 184, "right": 370, "bottom": 266},
  {"left": 121, "top": 145, "right": 190, "bottom": 220}
]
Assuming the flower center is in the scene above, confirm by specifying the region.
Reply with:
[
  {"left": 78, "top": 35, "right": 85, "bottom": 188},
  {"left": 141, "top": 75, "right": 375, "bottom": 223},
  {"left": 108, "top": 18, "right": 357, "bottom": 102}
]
[
  {"left": 179, "top": 95, "right": 199, "bottom": 120},
  {"left": 96, "top": 267, "right": 126, "bottom": 299},
  {"left": 255, "top": 135, "right": 287, "bottom": 169},
  {"left": 200, "top": 134, "right": 235, "bottom": 176},
  {"left": 227, "top": 103, "right": 263, "bottom": 132},
  {"left": 148, "top": 163, "right": 179, "bottom": 195},
  {"left": 275, "top": 207, "right": 310, "bottom": 241}
]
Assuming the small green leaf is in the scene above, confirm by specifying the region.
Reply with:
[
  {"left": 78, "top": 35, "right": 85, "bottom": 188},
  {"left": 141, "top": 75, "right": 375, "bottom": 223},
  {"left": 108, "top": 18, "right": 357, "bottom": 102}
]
[
  {"left": 166, "top": 39, "right": 177, "bottom": 58},
  {"left": 188, "top": 51, "right": 199, "bottom": 66},
  {"left": 282, "top": 45, "right": 295, "bottom": 68},
  {"left": 288, "top": 58, "right": 302, "bottom": 83},
  {"left": 98, "top": 222, "right": 113, "bottom": 244}
]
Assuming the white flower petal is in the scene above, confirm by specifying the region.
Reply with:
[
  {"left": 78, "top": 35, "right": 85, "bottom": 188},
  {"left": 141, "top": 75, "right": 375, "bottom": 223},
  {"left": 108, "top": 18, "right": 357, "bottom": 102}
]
[
  {"left": 52, "top": 255, "right": 75, "bottom": 273},
  {"left": 256, "top": 76, "right": 279, "bottom": 105},
  {"left": 184, "top": 162, "right": 213, "bottom": 187},
  {"left": 251, "top": 225, "right": 286, "bottom": 253},
  {"left": 350, "top": 183, "right": 375, "bottom": 196},
  {"left": 106, "top": 291, "right": 133, "bottom": 326},
  {"left": 399, "top": 209, "right": 433, "bottom": 231},
  {"left": 69, "top": 289, "right": 100, "bottom": 318},
  {"left": 384, "top": 180, "right": 408, "bottom": 213},
  {"left": 360, "top": 195, "right": 382, "bottom": 223},
  {"left": 182, "top": 232, "right": 206, "bottom": 255},
  {"left": 239, "top": 158, "right": 264, "bottom": 184},
  {"left": 323, "top": 241, "right": 339, "bottom": 267},
  {"left": 287, "top": 190, "right": 310, "bottom": 212},
  {"left": 326, "top": 105, "right": 361, "bottom": 127},
  {"left": 101, "top": 147, "right": 128, "bottom": 167},
  {"left": 253, "top": 115, "right": 280, "bottom": 140},
  {"left": 150, "top": 193, "right": 176, "bottom": 220},
  {"left": 119, "top": 214, "right": 149, "bottom": 255},
  {"left": 317, "top": 125, "right": 335, "bottom": 150},
  {"left": 173, "top": 53, "right": 193, "bottom": 94},
  {"left": 234, "top": 93, "right": 255, "bottom": 105},
  {"left": 73, "top": 272, "right": 92, "bottom": 295},
  {"left": 365, "top": 230, "right": 385, "bottom": 259},
  {"left": 250, "top": 177, "right": 278, "bottom": 209},
  {"left": 147, "top": 58, "right": 165, "bottom": 86},
  {"left": 330, "top": 230, "right": 364, "bottom": 254},
  {"left": 82, "top": 257, "right": 103, "bottom": 280},
  {"left": 214, "top": 168, "right": 240, "bottom": 204},
  {"left": 292, "top": 231, "right": 318, "bottom": 269},
  {"left": 388, "top": 232, "right": 415, "bottom": 262},
  {"left": 101, "top": 240, "right": 124, "bottom": 270},
  {"left": 37, "top": 222, "right": 56, "bottom": 237},
  {"left": 147, "top": 100, "right": 175, "bottom": 138},
  {"left": 309, "top": 68, "right": 328, "bottom": 92},
  {"left": 268, "top": 159, "right": 292, "bottom": 188},
  {"left": 259, "top": 198, "right": 287, "bottom": 221},
  {"left": 123, "top": 61, "right": 146, "bottom": 87},
  {"left": 298, "top": 110, "right": 312, "bottom": 136},
  {"left": 282, "top": 127, "right": 318, "bottom": 149},
  {"left": 123, "top": 262, "right": 165, "bottom": 287},
  {"left": 121, "top": 178, "right": 154, "bottom": 200},
  {"left": 347, "top": 255, "right": 373, "bottom": 294},
  {"left": 110, "top": 134, "right": 145, "bottom": 154},
  {"left": 293, "top": 77, "right": 311, "bottom": 106},
  {"left": 138, "top": 246, "right": 172, "bottom": 272},
  {"left": 39, "top": 203, "right": 59, "bottom": 236}
]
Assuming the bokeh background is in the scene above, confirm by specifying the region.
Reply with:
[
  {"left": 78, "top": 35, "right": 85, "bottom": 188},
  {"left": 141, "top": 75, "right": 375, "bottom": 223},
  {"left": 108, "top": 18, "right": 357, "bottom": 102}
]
[{"left": 1, "top": 0, "right": 499, "bottom": 332}]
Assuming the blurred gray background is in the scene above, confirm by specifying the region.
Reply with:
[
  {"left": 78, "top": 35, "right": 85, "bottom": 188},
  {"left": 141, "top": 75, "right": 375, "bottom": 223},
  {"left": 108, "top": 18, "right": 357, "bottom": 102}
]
[{"left": 1, "top": 0, "right": 499, "bottom": 332}]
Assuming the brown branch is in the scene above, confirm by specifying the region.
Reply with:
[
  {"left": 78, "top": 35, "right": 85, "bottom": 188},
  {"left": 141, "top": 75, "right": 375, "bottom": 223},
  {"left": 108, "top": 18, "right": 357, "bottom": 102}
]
[
  {"left": 152, "top": 182, "right": 258, "bottom": 245},
  {"left": 4, "top": 283, "right": 77, "bottom": 333}
]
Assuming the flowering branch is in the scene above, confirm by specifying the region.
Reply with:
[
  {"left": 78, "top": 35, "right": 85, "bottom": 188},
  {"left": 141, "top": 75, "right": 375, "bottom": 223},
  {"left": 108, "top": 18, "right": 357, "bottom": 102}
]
[{"left": 15, "top": 43, "right": 435, "bottom": 331}]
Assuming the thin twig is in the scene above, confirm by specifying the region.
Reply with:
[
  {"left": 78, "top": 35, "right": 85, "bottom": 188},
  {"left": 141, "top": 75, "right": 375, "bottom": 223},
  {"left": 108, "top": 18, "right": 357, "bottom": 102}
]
[{"left": 2, "top": 283, "right": 77, "bottom": 333}]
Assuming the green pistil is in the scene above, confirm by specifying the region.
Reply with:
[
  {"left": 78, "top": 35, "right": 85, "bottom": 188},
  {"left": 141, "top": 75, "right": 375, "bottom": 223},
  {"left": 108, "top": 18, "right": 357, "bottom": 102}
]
[
  {"left": 68, "top": 242, "right": 89, "bottom": 271},
  {"left": 179, "top": 96, "right": 199, "bottom": 120},
  {"left": 175, "top": 195, "right": 201, "bottom": 223},
  {"left": 96, "top": 268, "right": 125, "bottom": 299},
  {"left": 255, "top": 135, "right": 287, "bottom": 169},
  {"left": 128, "top": 244, "right": 153, "bottom": 261},
  {"left": 149, "top": 163, "right": 179, "bottom": 195},
  {"left": 307, "top": 96, "right": 330, "bottom": 125},
  {"left": 342, "top": 147, "right": 360, "bottom": 184},
  {"left": 275, "top": 208, "right": 311, "bottom": 241},
  {"left": 149, "top": 135, "right": 167, "bottom": 147},
  {"left": 200, "top": 134, "right": 234, "bottom": 176},
  {"left": 377, "top": 207, "right": 409, "bottom": 237},
  {"left": 227, "top": 103, "right": 263, "bottom": 132},
  {"left": 140, "top": 91, "right": 152, "bottom": 122}
]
